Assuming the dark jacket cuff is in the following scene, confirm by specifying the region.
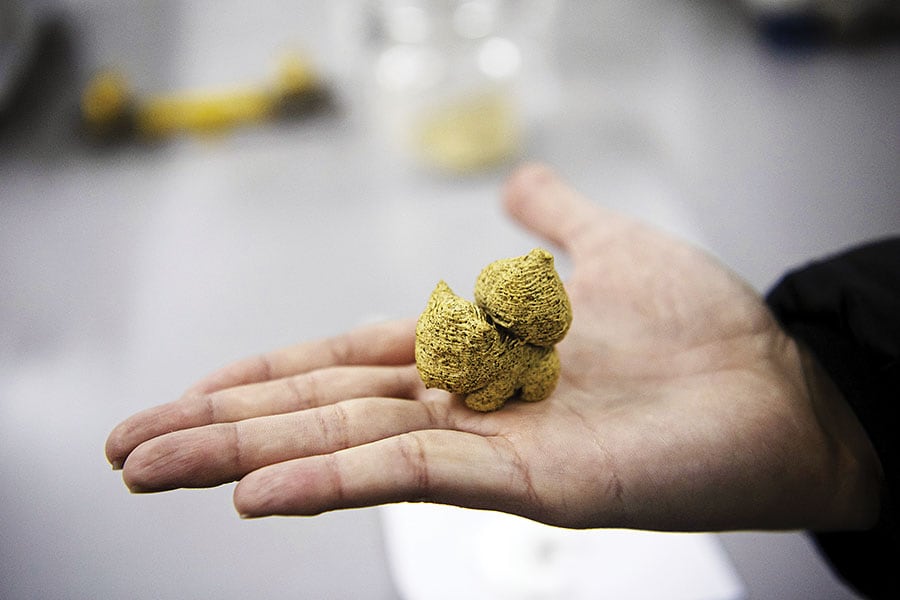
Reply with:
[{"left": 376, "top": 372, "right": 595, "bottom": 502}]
[{"left": 766, "top": 238, "right": 899, "bottom": 599}]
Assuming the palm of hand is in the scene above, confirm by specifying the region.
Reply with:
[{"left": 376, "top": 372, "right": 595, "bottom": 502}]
[
  {"left": 482, "top": 198, "right": 799, "bottom": 530},
  {"left": 107, "top": 166, "right": 828, "bottom": 531},
  {"left": 449, "top": 173, "right": 808, "bottom": 530}
]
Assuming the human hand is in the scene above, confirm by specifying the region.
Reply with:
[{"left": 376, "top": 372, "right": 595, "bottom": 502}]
[{"left": 106, "top": 164, "right": 881, "bottom": 531}]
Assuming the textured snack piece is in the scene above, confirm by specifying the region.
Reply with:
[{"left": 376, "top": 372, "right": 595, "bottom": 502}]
[
  {"left": 474, "top": 248, "right": 572, "bottom": 347},
  {"left": 415, "top": 249, "right": 572, "bottom": 412},
  {"left": 461, "top": 344, "right": 561, "bottom": 412},
  {"left": 415, "top": 281, "right": 511, "bottom": 394}
]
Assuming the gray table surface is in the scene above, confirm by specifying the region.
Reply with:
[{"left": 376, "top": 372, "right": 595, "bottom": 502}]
[{"left": 2, "top": 1, "right": 898, "bottom": 598}]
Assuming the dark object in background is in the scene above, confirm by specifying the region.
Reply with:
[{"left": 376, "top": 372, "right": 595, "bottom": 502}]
[
  {"left": 0, "top": 0, "right": 42, "bottom": 119},
  {"left": 741, "top": 0, "right": 900, "bottom": 50},
  {"left": 0, "top": 14, "right": 82, "bottom": 163}
]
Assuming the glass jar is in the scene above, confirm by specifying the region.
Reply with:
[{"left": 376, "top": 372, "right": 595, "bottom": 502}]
[{"left": 360, "top": 0, "right": 554, "bottom": 173}]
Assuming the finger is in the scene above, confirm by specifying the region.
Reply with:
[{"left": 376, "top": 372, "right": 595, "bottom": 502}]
[
  {"left": 106, "top": 320, "right": 415, "bottom": 469},
  {"left": 188, "top": 318, "right": 417, "bottom": 395},
  {"left": 502, "top": 163, "right": 615, "bottom": 260},
  {"left": 233, "top": 430, "right": 540, "bottom": 521},
  {"left": 106, "top": 363, "right": 422, "bottom": 470},
  {"left": 122, "top": 395, "right": 443, "bottom": 493}
]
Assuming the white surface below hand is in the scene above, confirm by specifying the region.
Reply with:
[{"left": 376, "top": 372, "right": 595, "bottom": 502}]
[{"left": 382, "top": 503, "right": 745, "bottom": 600}]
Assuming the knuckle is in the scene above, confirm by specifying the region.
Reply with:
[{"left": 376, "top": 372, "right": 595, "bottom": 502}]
[{"left": 396, "top": 433, "right": 431, "bottom": 495}]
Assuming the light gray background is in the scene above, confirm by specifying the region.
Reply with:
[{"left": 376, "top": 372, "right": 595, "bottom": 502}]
[{"left": 2, "top": 1, "right": 898, "bottom": 598}]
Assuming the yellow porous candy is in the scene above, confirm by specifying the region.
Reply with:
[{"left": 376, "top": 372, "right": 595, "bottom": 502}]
[
  {"left": 475, "top": 248, "right": 572, "bottom": 347},
  {"left": 415, "top": 249, "right": 571, "bottom": 412}
]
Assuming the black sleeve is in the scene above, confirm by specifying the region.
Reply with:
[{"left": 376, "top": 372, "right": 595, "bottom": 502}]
[{"left": 765, "top": 238, "right": 900, "bottom": 600}]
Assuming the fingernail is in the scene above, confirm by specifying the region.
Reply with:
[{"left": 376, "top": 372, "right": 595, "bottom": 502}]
[
  {"left": 111, "top": 460, "right": 123, "bottom": 471},
  {"left": 515, "top": 162, "right": 555, "bottom": 187},
  {"left": 238, "top": 509, "right": 265, "bottom": 519}
]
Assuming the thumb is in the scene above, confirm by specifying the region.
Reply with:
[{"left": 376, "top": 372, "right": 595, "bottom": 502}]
[
  {"left": 503, "top": 163, "right": 608, "bottom": 257},
  {"left": 232, "top": 430, "right": 561, "bottom": 525}
]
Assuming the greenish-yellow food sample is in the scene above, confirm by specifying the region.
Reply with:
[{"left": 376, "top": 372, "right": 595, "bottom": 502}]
[
  {"left": 416, "top": 92, "right": 520, "bottom": 173},
  {"left": 415, "top": 248, "right": 572, "bottom": 411}
]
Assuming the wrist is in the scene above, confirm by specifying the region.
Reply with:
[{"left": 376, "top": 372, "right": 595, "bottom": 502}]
[{"left": 797, "top": 341, "right": 884, "bottom": 531}]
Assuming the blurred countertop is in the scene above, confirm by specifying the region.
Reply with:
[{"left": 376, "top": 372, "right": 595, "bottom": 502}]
[{"left": 1, "top": 1, "right": 898, "bottom": 599}]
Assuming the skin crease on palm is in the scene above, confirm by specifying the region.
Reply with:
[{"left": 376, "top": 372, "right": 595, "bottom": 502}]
[{"left": 105, "top": 163, "right": 883, "bottom": 534}]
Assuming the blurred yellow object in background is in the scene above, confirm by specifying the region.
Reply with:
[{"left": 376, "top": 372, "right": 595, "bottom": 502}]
[
  {"left": 416, "top": 92, "right": 520, "bottom": 173},
  {"left": 137, "top": 86, "right": 271, "bottom": 137},
  {"left": 80, "top": 53, "right": 327, "bottom": 141},
  {"left": 81, "top": 71, "right": 130, "bottom": 126}
]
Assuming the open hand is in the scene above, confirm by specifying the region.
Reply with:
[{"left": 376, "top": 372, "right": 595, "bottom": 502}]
[{"left": 106, "top": 164, "right": 880, "bottom": 531}]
